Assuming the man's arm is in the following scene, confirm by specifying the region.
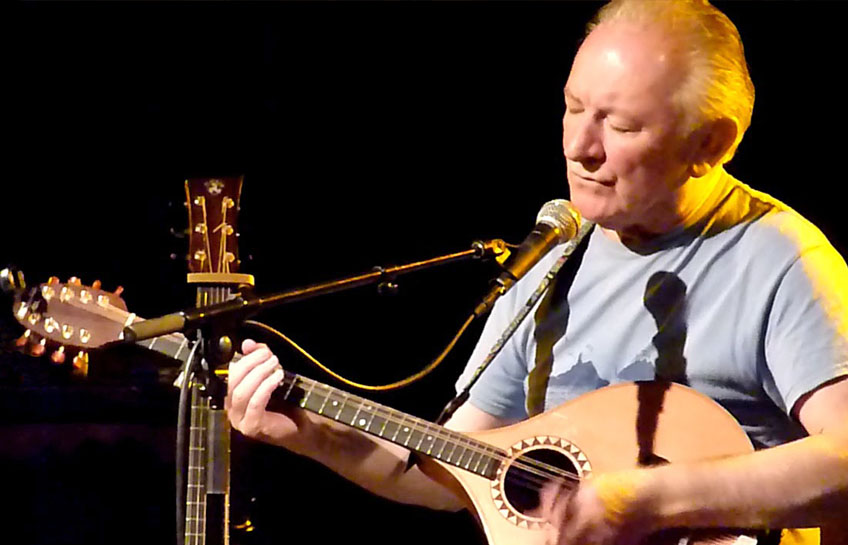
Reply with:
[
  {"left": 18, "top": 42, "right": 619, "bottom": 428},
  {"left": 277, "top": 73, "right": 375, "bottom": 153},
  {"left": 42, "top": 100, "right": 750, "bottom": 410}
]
[
  {"left": 226, "top": 339, "right": 514, "bottom": 512},
  {"left": 547, "top": 376, "right": 848, "bottom": 544}
]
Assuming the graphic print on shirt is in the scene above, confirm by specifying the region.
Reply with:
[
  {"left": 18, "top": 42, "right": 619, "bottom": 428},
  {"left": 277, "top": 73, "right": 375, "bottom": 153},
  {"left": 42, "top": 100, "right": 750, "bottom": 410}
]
[{"left": 530, "top": 267, "right": 691, "bottom": 414}]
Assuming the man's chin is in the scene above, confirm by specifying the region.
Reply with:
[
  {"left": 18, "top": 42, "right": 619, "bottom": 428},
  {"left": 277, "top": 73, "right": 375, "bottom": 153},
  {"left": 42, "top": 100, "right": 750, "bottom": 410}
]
[{"left": 569, "top": 197, "right": 621, "bottom": 229}]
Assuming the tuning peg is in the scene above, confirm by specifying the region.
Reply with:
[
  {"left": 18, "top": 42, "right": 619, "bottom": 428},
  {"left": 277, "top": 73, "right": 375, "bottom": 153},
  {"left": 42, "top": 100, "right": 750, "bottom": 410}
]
[
  {"left": 72, "top": 351, "right": 89, "bottom": 377},
  {"left": 15, "top": 329, "right": 32, "bottom": 348},
  {"left": 48, "top": 276, "right": 60, "bottom": 285},
  {"left": 30, "top": 338, "right": 47, "bottom": 357},
  {"left": 92, "top": 280, "right": 102, "bottom": 290},
  {"left": 68, "top": 277, "right": 82, "bottom": 286},
  {"left": 50, "top": 346, "right": 66, "bottom": 364},
  {"left": 0, "top": 267, "right": 26, "bottom": 294},
  {"left": 114, "top": 286, "right": 124, "bottom": 297}
]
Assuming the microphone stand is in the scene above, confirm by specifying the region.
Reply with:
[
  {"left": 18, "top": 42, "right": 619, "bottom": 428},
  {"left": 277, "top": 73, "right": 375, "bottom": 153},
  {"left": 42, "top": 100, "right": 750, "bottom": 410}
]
[{"left": 123, "top": 239, "right": 508, "bottom": 344}]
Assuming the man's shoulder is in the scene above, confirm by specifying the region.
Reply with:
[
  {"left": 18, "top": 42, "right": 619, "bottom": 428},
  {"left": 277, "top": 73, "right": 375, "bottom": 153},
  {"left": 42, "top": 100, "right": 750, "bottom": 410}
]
[{"left": 718, "top": 176, "right": 831, "bottom": 258}]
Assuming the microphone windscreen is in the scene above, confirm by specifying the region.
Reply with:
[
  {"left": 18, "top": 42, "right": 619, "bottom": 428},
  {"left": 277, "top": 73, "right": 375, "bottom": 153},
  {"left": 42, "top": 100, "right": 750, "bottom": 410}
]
[{"left": 536, "top": 199, "right": 581, "bottom": 242}]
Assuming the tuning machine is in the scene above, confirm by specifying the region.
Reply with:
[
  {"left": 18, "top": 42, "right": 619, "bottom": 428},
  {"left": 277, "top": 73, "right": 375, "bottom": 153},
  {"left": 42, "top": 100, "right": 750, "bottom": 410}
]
[{"left": 72, "top": 351, "right": 89, "bottom": 377}]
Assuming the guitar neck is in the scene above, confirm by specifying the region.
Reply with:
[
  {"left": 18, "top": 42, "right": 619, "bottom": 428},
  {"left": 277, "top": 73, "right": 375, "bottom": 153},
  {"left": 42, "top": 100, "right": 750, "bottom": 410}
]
[
  {"left": 276, "top": 371, "right": 504, "bottom": 480},
  {"left": 135, "top": 331, "right": 196, "bottom": 363},
  {"left": 130, "top": 319, "right": 504, "bottom": 481}
]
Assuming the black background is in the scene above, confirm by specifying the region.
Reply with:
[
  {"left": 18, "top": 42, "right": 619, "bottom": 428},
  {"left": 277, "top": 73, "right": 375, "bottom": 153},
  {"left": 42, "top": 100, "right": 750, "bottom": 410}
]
[{"left": 2, "top": 2, "right": 847, "bottom": 545}]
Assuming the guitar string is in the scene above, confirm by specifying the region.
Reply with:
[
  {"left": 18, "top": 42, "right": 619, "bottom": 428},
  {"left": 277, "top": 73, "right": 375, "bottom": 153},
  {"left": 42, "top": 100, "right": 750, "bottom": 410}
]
[{"left": 285, "top": 375, "right": 585, "bottom": 490}]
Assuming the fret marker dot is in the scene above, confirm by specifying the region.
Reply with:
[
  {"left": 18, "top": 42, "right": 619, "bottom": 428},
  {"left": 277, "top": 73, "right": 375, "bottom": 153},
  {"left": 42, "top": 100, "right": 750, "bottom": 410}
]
[
  {"left": 403, "top": 427, "right": 410, "bottom": 433},
  {"left": 427, "top": 436, "right": 433, "bottom": 441},
  {"left": 332, "top": 401, "right": 338, "bottom": 407},
  {"left": 358, "top": 418, "right": 367, "bottom": 427}
]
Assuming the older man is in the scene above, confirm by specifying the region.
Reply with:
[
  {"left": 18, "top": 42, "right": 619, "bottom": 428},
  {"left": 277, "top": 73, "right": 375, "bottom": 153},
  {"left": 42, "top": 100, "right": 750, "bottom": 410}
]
[{"left": 227, "top": 1, "right": 848, "bottom": 543}]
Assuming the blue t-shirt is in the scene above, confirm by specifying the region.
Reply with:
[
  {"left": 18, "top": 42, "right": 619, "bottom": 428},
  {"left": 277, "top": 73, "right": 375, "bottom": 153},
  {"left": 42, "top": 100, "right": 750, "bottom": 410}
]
[{"left": 457, "top": 170, "right": 848, "bottom": 449}]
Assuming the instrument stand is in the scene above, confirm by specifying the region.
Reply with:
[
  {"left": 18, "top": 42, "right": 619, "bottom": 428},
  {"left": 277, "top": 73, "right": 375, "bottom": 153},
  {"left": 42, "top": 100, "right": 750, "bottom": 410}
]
[{"left": 177, "top": 324, "right": 236, "bottom": 545}]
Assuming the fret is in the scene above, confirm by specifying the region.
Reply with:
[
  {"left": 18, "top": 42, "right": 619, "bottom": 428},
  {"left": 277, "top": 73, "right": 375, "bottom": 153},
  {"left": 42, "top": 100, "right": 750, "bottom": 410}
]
[
  {"left": 302, "top": 382, "right": 330, "bottom": 414},
  {"left": 444, "top": 439, "right": 459, "bottom": 464},
  {"left": 322, "top": 394, "right": 343, "bottom": 420},
  {"left": 465, "top": 449, "right": 480, "bottom": 470},
  {"left": 478, "top": 454, "right": 494, "bottom": 478},
  {"left": 462, "top": 447, "right": 477, "bottom": 469},
  {"left": 281, "top": 374, "right": 298, "bottom": 402},
  {"left": 415, "top": 423, "right": 435, "bottom": 452},
  {"left": 336, "top": 393, "right": 361, "bottom": 424},
  {"left": 426, "top": 431, "right": 447, "bottom": 456},
  {"left": 435, "top": 435, "right": 450, "bottom": 459},
  {"left": 451, "top": 444, "right": 469, "bottom": 467},
  {"left": 369, "top": 412, "right": 390, "bottom": 436},
  {"left": 299, "top": 380, "right": 317, "bottom": 409},
  {"left": 424, "top": 422, "right": 439, "bottom": 456},
  {"left": 391, "top": 413, "right": 406, "bottom": 444},
  {"left": 149, "top": 337, "right": 158, "bottom": 350},
  {"left": 377, "top": 411, "right": 390, "bottom": 438},
  {"left": 317, "top": 384, "right": 332, "bottom": 415},
  {"left": 364, "top": 405, "right": 379, "bottom": 432},
  {"left": 402, "top": 422, "right": 417, "bottom": 447},
  {"left": 472, "top": 449, "right": 483, "bottom": 472},
  {"left": 334, "top": 391, "right": 348, "bottom": 421},
  {"left": 350, "top": 399, "right": 366, "bottom": 427},
  {"left": 174, "top": 337, "right": 189, "bottom": 361}
]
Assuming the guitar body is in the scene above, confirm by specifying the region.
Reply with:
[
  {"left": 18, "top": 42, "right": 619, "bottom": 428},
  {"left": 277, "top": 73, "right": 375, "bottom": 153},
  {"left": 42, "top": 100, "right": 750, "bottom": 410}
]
[{"left": 426, "top": 382, "right": 763, "bottom": 545}]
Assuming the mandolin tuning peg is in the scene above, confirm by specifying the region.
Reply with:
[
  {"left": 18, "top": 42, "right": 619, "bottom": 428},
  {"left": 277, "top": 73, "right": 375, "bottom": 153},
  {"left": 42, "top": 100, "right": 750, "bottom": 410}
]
[
  {"left": 48, "top": 276, "right": 60, "bottom": 286},
  {"left": 50, "top": 346, "right": 66, "bottom": 364},
  {"left": 114, "top": 286, "right": 124, "bottom": 296},
  {"left": 68, "top": 277, "right": 82, "bottom": 286},
  {"left": 30, "top": 338, "right": 47, "bottom": 357},
  {"left": 0, "top": 267, "right": 26, "bottom": 294},
  {"left": 91, "top": 280, "right": 102, "bottom": 290},
  {"left": 15, "top": 329, "right": 32, "bottom": 348},
  {"left": 72, "top": 351, "right": 89, "bottom": 377}
]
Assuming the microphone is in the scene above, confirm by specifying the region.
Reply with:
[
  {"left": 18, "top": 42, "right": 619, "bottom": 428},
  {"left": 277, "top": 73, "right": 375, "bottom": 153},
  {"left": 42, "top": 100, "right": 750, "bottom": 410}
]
[{"left": 473, "top": 199, "right": 581, "bottom": 316}]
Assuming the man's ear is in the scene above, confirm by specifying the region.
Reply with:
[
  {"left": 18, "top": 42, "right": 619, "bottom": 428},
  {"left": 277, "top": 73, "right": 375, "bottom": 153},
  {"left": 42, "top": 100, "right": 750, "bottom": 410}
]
[{"left": 688, "top": 117, "right": 738, "bottom": 178}]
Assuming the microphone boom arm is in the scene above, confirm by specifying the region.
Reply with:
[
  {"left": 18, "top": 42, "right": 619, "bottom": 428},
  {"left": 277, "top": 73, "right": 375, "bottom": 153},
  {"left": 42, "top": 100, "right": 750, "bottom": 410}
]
[{"left": 122, "top": 239, "right": 508, "bottom": 343}]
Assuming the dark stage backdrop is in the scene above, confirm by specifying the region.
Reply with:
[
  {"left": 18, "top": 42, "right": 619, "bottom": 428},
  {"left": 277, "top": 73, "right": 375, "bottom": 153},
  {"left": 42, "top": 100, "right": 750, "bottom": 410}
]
[{"left": 3, "top": 2, "right": 846, "bottom": 545}]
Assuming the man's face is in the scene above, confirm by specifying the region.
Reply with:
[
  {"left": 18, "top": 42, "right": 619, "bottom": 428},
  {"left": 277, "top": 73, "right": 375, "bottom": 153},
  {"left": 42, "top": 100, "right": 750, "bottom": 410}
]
[{"left": 563, "top": 22, "right": 699, "bottom": 234}]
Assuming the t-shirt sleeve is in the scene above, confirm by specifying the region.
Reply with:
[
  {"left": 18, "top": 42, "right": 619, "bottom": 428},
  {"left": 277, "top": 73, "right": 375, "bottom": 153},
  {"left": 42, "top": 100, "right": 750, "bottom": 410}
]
[
  {"left": 454, "top": 290, "right": 531, "bottom": 421},
  {"left": 764, "top": 243, "right": 848, "bottom": 416}
]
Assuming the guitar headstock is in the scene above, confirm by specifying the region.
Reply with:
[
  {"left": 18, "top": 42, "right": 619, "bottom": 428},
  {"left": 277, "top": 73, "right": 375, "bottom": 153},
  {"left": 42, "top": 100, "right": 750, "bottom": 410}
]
[
  {"left": 11, "top": 276, "right": 128, "bottom": 376},
  {"left": 185, "top": 177, "right": 244, "bottom": 275}
]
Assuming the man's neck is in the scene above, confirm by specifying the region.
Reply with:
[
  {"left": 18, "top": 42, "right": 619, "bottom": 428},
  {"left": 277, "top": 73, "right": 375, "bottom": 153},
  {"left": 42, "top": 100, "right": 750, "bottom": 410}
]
[{"left": 602, "top": 166, "right": 726, "bottom": 245}]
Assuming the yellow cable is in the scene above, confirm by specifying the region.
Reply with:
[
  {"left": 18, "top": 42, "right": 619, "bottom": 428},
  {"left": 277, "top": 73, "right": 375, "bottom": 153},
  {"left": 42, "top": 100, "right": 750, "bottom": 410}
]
[{"left": 243, "top": 315, "right": 475, "bottom": 391}]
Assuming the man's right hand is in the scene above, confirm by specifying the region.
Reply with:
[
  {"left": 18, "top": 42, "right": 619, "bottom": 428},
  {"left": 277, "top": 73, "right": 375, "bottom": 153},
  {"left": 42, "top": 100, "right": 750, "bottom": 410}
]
[{"left": 226, "top": 339, "right": 311, "bottom": 447}]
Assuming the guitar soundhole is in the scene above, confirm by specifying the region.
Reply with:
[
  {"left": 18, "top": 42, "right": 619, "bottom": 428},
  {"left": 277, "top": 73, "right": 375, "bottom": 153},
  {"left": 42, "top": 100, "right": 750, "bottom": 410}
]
[{"left": 503, "top": 447, "right": 578, "bottom": 516}]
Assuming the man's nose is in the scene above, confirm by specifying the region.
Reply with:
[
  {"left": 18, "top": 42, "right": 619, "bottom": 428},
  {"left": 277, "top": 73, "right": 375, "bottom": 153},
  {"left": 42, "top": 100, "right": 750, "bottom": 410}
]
[{"left": 563, "top": 115, "right": 604, "bottom": 166}]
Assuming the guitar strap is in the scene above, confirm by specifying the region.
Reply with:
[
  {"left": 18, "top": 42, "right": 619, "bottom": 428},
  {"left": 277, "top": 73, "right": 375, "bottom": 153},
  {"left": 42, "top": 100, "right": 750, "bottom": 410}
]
[
  {"left": 446, "top": 220, "right": 595, "bottom": 424},
  {"left": 526, "top": 225, "right": 592, "bottom": 417}
]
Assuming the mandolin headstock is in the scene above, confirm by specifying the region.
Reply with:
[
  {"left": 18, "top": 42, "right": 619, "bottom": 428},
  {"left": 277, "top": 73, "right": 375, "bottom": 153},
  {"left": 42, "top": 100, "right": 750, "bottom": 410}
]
[{"left": 9, "top": 273, "right": 128, "bottom": 376}]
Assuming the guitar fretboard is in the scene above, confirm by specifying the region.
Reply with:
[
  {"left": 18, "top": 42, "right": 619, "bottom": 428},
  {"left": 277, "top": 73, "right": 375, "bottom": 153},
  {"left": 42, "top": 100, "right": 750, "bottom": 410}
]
[
  {"left": 278, "top": 372, "right": 504, "bottom": 480},
  {"left": 137, "top": 332, "right": 194, "bottom": 362},
  {"left": 132, "top": 324, "right": 503, "bottom": 481}
]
